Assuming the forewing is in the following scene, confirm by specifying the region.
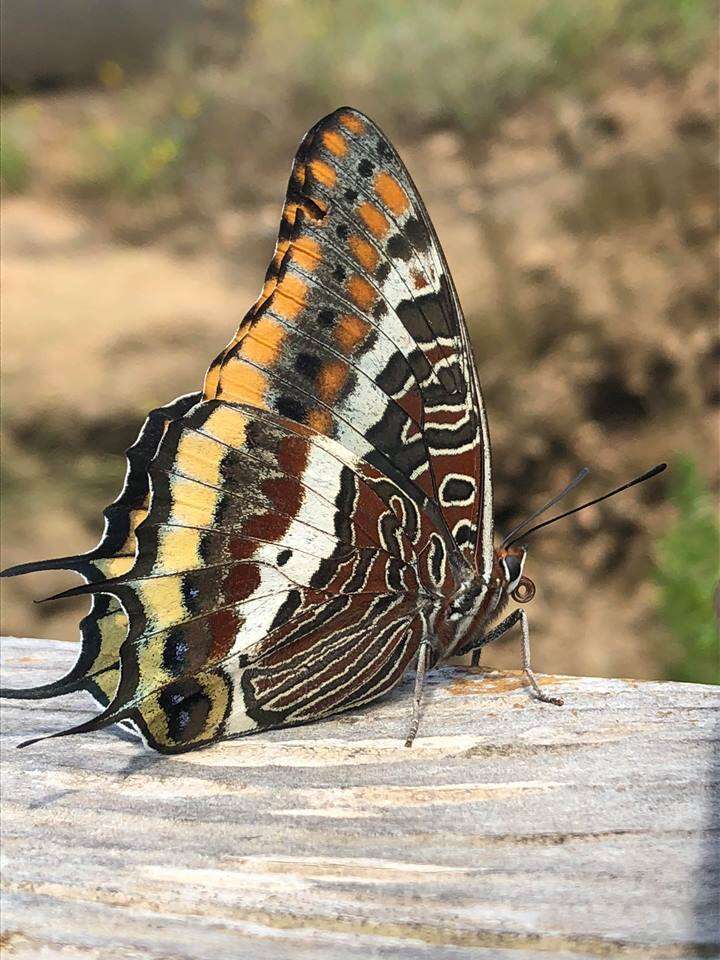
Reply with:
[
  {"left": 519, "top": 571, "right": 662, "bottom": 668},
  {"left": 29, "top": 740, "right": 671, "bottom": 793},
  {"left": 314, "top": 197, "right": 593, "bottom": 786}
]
[{"left": 204, "top": 107, "right": 492, "bottom": 577}]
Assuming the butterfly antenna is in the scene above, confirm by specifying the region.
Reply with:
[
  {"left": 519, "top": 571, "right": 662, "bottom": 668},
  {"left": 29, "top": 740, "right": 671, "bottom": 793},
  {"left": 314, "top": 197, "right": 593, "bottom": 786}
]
[
  {"left": 504, "top": 463, "right": 667, "bottom": 549},
  {"left": 501, "top": 468, "right": 590, "bottom": 548}
]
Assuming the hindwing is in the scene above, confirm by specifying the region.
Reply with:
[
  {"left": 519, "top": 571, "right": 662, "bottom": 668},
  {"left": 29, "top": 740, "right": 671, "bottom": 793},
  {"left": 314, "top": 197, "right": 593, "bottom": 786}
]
[{"left": 1, "top": 393, "right": 201, "bottom": 707}]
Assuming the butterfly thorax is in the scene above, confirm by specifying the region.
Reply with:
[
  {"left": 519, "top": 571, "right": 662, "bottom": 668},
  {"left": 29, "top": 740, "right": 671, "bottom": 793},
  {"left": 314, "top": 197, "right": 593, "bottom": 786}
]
[{"left": 435, "top": 545, "right": 529, "bottom": 659}]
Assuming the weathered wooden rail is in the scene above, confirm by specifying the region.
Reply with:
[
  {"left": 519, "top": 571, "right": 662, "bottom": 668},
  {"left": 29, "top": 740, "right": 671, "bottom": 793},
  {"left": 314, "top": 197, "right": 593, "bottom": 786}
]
[{"left": 1, "top": 636, "right": 718, "bottom": 959}]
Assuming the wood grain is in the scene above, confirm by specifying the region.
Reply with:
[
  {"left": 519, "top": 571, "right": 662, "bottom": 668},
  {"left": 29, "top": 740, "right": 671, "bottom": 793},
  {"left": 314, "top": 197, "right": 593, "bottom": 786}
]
[{"left": 1, "top": 636, "right": 718, "bottom": 959}]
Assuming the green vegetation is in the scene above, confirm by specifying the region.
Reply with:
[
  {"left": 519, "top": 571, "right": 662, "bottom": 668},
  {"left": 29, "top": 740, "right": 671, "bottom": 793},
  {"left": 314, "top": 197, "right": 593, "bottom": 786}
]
[
  {"left": 57, "top": 0, "right": 717, "bottom": 207},
  {"left": 68, "top": 58, "right": 204, "bottom": 200},
  {"left": 4, "top": 0, "right": 710, "bottom": 208},
  {"left": 76, "top": 119, "right": 187, "bottom": 199},
  {"left": 654, "top": 456, "right": 719, "bottom": 684},
  {"left": 0, "top": 128, "right": 31, "bottom": 193},
  {"left": 232, "top": 0, "right": 715, "bottom": 135},
  {"left": 616, "top": 0, "right": 717, "bottom": 72}
]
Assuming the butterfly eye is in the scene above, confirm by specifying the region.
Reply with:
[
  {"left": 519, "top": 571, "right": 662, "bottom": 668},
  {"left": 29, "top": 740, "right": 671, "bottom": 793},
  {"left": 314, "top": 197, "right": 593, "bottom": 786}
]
[
  {"left": 511, "top": 577, "right": 536, "bottom": 603},
  {"left": 503, "top": 555, "right": 522, "bottom": 585}
]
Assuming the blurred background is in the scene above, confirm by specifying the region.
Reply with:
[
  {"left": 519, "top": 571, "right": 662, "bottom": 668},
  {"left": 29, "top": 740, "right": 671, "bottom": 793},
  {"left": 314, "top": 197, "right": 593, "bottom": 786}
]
[{"left": 1, "top": 0, "right": 718, "bottom": 683}]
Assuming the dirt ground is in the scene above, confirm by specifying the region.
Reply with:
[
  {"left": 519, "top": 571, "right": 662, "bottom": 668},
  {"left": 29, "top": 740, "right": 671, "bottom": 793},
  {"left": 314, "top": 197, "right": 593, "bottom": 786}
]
[{"left": 1, "top": 60, "right": 717, "bottom": 680}]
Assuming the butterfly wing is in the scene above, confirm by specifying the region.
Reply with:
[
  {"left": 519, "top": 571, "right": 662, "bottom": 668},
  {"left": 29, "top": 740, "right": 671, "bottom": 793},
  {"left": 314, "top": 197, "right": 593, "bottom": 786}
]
[
  {"left": 7, "top": 108, "right": 491, "bottom": 752},
  {"left": 206, "top": 107, "right": 493, "bottom": 578},
  {"left": 28, "top": 397, "right": 435, "bottom": 751}
]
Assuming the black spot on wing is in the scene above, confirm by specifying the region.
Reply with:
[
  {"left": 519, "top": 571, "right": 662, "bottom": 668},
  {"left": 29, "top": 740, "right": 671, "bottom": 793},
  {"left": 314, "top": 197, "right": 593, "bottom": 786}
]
[
  {"left": 405, "top": 216, "right": 431, "bottom": 253},
  {"left": 376, "top": 351, "right": 413, "bottom": 398},
  {"left": 453, "top": 521, "right": 474, "bottom": 549},
  {"left": 181, "top": 572, "right": 205, "bottom": 615},
  {"left": 376, "top": 138, "right": 392, "bottom": 160},
  {"left": 441, "top": 477, "right": 474, "bottom": 504},
  {"left": 295, "top": 351, "right": 322, "bottom": 381},
  {"left": 379, "top": 511, "right": 402, "bottom": 556},
  {"left": 158, "top": 679, "right": 212, "bottom": 745},
  {"left": 244, "top": 418, "right": 266, "bottom": 451},
  {"left": 310, "top": 556, "right": 335, "bottom": 589},
  {"left": 385, "top": 557, "right": 404, "bottom": 592},
  {"left": 269, "top": 588, "right": 303, "bottom": 630},
  {"left": 162, "top": 628, "right": 190, "bottom": 677},
  {"left": 430, "top": 537, "right": 444, "bottom": 585},
  {"left": 375, "top": 261, "right": 390, "bottom": 283},
  {"left": 387, "top": 234, "right": 412, "bottom": 261},
  {"left": 366, "top": 405, "right": 426, "bottom": 479},
  {"left": 424, "top": 413, "right": 477, "bottom": 451},
  {"left": 275, "top": 395, "right": 308, "bottom": 422}
]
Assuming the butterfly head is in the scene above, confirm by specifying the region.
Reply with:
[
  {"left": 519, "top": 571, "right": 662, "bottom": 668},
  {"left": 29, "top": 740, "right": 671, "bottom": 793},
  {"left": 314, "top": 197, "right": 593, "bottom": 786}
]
[
  {"left": 495, "top": 544, "right": 536, "bottom": 604},
  {"left": 446, "top": 545, "right": 535, "bottom": 629}
]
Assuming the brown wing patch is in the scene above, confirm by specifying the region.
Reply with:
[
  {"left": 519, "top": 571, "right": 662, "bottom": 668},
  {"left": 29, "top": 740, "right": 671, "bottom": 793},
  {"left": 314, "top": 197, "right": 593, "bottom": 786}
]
[
  {"left": 308, "top": 408, "right": 333, "bottom": 433},
  {"left": 309, "top": 159, "right": 336, "bottom": 189},
  {"left": 349, "top": 234, "right": 380, "bottom": 272},
  {"left": 335, "top": 313, "right": 371, "bottom": 352},
  {"left": 347, "top": 274, "right": 376, "bottom": 312},
  {"left": 374, "top": 171, "right": 409, "bottom": 216},
  {"left": 322, "top": 129, "right": 348, "bottom": 157},
  {"left": 338, "top": 111, "right": 365, "bottom": 134},
  {"left": 317, "top": 360, "right": 349, "bottom": 404},
  {"left": 358, "top": 201, "right": 390, "bottom": 239},
  {"left": 411, "top": 268, "right": 429, "bottom": 290}
]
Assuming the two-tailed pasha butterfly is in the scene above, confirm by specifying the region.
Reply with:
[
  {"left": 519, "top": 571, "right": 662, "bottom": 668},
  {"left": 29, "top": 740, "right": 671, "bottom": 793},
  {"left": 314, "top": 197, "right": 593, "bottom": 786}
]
[{"left": 1, "top": 108, "right": 666, "bottom": 752}]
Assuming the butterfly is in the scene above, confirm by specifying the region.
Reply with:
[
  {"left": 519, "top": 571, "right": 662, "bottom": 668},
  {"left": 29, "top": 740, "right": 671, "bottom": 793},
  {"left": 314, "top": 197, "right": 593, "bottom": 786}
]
[{"left": 0, "top": 107, "right": 665, "bottom": 753}]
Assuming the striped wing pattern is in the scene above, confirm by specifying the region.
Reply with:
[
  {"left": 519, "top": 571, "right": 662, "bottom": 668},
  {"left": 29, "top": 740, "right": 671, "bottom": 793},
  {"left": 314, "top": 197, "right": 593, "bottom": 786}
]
[
  {"left": 1, "top": 393, "right": 201, "bottom": 708},
  {"left": 205, "top": 108, "right": 492, "bottom": 574},
  {"left": 2, "top": 108, "right": 491, "bottom": 753}
]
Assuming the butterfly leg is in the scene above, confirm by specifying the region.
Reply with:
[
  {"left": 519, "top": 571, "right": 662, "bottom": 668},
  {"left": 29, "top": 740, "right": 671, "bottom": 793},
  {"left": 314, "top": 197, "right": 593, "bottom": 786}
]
[
  {"left": 404, "top": 639, "right": 431, "bottom": 748},
  {"left": 461, "top": 609, "right": 564, "bottom": 706}
]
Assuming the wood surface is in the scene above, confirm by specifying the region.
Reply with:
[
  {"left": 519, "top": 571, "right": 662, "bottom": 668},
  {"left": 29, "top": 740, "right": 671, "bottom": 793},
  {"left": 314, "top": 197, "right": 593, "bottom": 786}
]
[{"left": 1, "top": 636, "right": 718, "bottom": 960}]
